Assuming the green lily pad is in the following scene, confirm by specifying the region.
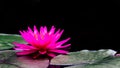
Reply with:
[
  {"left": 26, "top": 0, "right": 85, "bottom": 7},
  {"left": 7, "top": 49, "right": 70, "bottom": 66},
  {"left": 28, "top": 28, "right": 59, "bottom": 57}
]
[
  {"left": 13, "top": 56, "right": 49, "bottom": 68},
  {"left": 0, "top": 33, "right": 25, "bottom": 50},
  {"left": 0, "top": 42, "right": 14, "bottom": 50},
  {"left": 0, "top": 33, "right": 25, "bottom": 43},
  {"left": 0, "top": 57, "right": 49, "bottom": 68},
  {"left": 65, "top": 56, "right": 120, "bottom": 68},
  {"left": 0, "top": 50, "right": 18, "bottom": 61},
  {"left": 0, "top": 50, "right": 20, "bottom": 68},
  {"left": 0, "top": 50, "right": 49, "bottom": 68},
  {"left": 0, "top": 64, "right": 19, "bottom": 68},
  {"left": 50, "top": 49, "right": 117, "bottom": 65}
]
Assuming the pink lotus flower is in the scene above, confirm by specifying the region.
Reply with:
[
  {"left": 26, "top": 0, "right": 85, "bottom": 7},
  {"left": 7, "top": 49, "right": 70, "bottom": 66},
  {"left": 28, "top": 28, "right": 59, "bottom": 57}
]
[{"left": 13, "top": 26, "right": 71, "bottom": 58}]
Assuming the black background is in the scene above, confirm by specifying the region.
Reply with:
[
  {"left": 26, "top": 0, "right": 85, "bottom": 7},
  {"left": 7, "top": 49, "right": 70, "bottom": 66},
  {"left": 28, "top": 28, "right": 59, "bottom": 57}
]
[{"left": 0, "top": 0, "right": 119, "bottom": 52}]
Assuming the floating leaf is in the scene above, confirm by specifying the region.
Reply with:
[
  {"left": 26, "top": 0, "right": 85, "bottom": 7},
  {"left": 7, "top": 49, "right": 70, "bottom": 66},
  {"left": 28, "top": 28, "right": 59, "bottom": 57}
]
[
  {"left": 0, "top": 33, "right": 25, "bottom": 43},
  {"left": 50, "top": 49, "right": 116, "bottom": 66},
  {"left": 0, "top": 42, "right": 14, "bottom": 50},
  {"left": 0, "top": 64, "right": 19, "bottom": 68},
  {"left": 0, "top": 50, "right": 20, "bottom": 68},
  {"left": 13, "top": 56, "right": 49, "bottom": 68},
  {"left": 0, "top": 50, "right": 18, "bottom": 61},
  {"left": 65, "top": 56, "right": 120, "bottom": 68},
  {"left": 0, "top": 33, "right": 25, "bottom": 50},
  {"left": 0, "top": 50, "right": 49, "bottom": 68}
]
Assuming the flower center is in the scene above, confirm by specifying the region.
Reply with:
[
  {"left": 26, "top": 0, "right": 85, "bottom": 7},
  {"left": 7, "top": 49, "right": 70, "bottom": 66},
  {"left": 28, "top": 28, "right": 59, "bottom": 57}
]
[{"left": 34, "top": 33, "right": 38, "bottom": 40}]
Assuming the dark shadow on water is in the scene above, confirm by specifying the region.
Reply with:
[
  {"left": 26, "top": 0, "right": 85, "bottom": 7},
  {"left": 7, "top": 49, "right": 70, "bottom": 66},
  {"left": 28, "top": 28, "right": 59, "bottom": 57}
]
[{"left": 48, "top": 65, "right": 72, "bottom": 68}]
